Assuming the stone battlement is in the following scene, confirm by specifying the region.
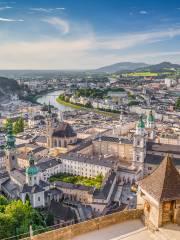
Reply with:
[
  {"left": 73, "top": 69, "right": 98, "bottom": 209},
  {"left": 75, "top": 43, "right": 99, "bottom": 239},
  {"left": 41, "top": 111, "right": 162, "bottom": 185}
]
[{"left": 24, "top": 209, "right": 143, "bottom": 240}]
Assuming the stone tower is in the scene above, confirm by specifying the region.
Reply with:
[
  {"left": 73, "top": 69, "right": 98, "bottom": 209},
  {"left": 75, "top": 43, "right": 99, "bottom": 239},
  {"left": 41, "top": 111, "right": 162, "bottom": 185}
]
[
  {"left": 5, "top": 122, "right": 17, "bottom": 172},
  {"left": 132, "top": 116, "right": 146, "bottom": 169},
  {"left": 138, "top": 154, "right": 180, "bottom": 228}
]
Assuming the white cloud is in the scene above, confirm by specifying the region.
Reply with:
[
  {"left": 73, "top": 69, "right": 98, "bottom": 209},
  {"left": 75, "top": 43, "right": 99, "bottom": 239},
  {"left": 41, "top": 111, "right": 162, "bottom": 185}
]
[
  {"left": 56, "top": 7, "right": 66, "bottom": 10},
  {"left": 0, "top": 6, "right": 12, "bottom": 10},
  {"left": 43, "top": 17, "right": 70, "bottom": 34},
  {"left": 139, "top": 10, "right": 148, "bottom": 14},
  {"left": 0, "top": 17, "right": 24, "bottom": 22},
  {"left": 0, "top": 27, "right": 180, "bottom": 69},
  {"left": 29, "top": 7, "right": 66, "bottom": 13},
  {"left": 96, "top": 28, "right": 180, "bottom": 50},
  {"left": 29, "top": 8, "right": 53, "bottom": 13}
]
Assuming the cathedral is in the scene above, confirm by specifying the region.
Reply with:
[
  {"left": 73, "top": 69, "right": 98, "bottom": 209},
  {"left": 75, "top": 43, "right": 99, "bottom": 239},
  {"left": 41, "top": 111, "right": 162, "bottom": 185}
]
[{"left": 46, "top": 106, "right": 77, "bottom": 148}]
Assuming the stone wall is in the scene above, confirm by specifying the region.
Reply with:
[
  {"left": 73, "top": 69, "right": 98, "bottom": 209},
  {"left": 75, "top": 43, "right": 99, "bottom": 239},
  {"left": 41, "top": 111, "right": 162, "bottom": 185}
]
[{"left": 27, "top": 209, "right": 143, "bottom": 240}]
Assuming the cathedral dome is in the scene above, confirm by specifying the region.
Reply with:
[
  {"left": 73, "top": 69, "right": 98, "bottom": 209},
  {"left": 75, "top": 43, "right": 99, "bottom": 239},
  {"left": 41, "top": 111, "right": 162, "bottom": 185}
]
[
  {"left": 26, "top": 166, "right": 39, "bottom": 175},
  {"left": 26, "top": 153, "right": 39, "bottom": 175}
]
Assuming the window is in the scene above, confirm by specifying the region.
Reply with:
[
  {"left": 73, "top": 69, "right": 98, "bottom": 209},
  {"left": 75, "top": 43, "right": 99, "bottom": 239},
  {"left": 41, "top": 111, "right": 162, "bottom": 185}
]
[{"left": 38, "top": 197, "right": 41, "bottom": 201}]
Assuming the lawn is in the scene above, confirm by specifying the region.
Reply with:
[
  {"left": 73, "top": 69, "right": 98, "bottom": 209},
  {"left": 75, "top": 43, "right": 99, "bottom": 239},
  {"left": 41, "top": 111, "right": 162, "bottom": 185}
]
[{"left": 49, "top": 173, "right": 103, "bottom": 189}]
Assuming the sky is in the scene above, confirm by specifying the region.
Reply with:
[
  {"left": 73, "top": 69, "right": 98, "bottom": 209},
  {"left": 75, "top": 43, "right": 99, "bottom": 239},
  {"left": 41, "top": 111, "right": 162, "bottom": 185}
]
[{"left": 0, "top": 0, "right": 180, "bottom": 69}]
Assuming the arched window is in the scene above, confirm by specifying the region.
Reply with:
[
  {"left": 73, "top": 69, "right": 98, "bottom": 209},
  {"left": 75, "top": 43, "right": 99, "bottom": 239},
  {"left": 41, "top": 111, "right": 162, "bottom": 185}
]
[{"left": 54, "top": 139, "right": 57, "bottom": 147}]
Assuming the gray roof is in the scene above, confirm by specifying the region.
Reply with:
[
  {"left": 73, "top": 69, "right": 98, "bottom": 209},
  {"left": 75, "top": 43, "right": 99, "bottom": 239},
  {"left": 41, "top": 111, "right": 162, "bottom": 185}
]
[
  {"left": 145, "top": 153, "right": 180, "bottom": 166},
  {"left": 0, "top": 171, "right": 9, "bottom": 179},
  {"left": 37, "top": 158, "right": 61, "bottom": 172},
  {"left": 1, "top": 179, "right": 20, "bottom": 197},
  {"left": 61, "top": 153, "right": 116, "bottom": 168},
  {"left": 34, "top": 135, "right": 47, "bottom": 143},
  {"left": 10, "top": 170, "right": 26, "bottom": 186},
  {"left": 55, "top": 181, "right": 94, "bottom": 192},
  {"left": 49, "top": 200, "right": 75, "bottom": 221},
  {"left": 147, "top": 142, "right": 180, "bottom": 155},
  {"left": 93, "top": 171, "right": 116, "bottom": 200},
  {"left": 21, "top": 180, "right": 49, "bottom": 194},
  {"left": 52, "top": 122, "right": 77, "bottom": 138},
  {"left": 95, "top": 136, "right": 132, "bottom": 144}
]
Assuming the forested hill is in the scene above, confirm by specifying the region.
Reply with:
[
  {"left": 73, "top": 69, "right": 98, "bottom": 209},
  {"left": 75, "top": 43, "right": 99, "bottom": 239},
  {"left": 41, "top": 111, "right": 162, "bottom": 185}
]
[{"left": 0, "top": 77, "right": 21, "bottom": 96}]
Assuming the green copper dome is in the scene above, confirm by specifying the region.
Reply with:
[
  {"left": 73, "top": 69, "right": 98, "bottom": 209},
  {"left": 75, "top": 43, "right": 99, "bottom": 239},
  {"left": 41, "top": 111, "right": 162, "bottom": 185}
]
[
  {"left": 148, "top": 111, "right": 155, "bottom": 122},
  {"left": 26, "top": 153, "right": 39, "bottom": 175},
  {"left": 26, "top": 166, "right": 39, "bottom": 175},
  {"left": 137, "top": 116, "right": 145, "bottom": 128},
  {"left": 6, "top": 122, "right": 15, "bottom": 149}
]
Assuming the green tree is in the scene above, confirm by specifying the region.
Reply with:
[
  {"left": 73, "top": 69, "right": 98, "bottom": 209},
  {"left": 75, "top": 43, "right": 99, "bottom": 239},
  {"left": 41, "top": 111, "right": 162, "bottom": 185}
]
[
  {"left": 0, "top": 195, "right": 9, "bottom": 213},
  {"left": 175, "top": 97, "right": 180, "bottom": 110},
  {"left": 13, "top": 117, "right": 24, "bottom": 134},
  {"left": 0, "top": 199, "right": 46, "bottom": 239},
  {"left": 45, "top": 213, "right": 54, "bottom": 226},
  {"left": 4, "top": 118, "right": 13, "bottom": 131}
]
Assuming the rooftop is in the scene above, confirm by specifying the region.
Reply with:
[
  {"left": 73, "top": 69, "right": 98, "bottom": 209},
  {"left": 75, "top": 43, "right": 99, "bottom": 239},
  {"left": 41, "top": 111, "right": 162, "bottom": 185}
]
[
  {"left": 52, "top": 122, "right": 77, "bottom": 138},
  {"left": 61, "top": 152, "right": 116, "bottom": 168},
  {"left": 139, "top": 155, "right": 180, "bottom": 202}
]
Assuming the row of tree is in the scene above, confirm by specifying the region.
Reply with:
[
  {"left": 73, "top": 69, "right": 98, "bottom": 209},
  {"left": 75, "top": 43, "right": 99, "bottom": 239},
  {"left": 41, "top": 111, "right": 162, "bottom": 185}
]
[{"left": 5, "top": 117, "right": 24, "bottom": 134}]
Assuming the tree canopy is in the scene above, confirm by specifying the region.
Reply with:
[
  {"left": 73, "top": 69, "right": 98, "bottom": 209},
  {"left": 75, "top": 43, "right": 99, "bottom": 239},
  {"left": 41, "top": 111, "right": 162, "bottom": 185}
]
[
  {"left": 0, "top": 197, "right": 45, "bottom": 239},
  {"left": 175, "top": 97, "right": 180, "bottom": 110}
]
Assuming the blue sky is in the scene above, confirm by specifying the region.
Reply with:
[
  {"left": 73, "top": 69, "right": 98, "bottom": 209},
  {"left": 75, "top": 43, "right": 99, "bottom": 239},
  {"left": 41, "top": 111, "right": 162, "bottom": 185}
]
[{"left": 0, "top": 0, "right": 180, "bottom": 69}]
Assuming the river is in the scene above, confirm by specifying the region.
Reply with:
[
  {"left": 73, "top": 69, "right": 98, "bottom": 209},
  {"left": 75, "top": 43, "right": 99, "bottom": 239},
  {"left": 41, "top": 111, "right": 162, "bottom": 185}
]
[{"left": 36, "top": 90, "right": 73, "bottom": 111}]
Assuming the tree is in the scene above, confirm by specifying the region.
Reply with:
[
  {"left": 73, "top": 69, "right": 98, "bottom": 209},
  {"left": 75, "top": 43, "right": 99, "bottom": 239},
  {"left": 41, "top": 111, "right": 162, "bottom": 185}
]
[
  {"left": 45, "top": 213, "right": 54, "bottom": 226},
  {"left": 0, "top": 199, "right": 46, "bottom": 239},
  {"left": 13, "top": 117, "right": 24, "bottom": 134},
  {"left": 175, "top": 97, "right": 180, "bottom": 110},
  {"left": 0, "top": 195, "right": 9, "bottom": 213},
  {"left": 4, "top": 118, "right": 13, "bottom": 131}
]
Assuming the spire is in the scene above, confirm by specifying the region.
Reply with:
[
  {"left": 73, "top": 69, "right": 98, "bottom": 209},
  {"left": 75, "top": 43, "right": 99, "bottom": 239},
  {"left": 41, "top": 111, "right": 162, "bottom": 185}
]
[
  {"left": 148, "top": 110, "right": 155, "bottom": 123},
  {"left": 5, "top": 122, "right": 15, "bottom": 149},
  {"left": 48, "top": 101, "right": 51, "bottom": 115},
  {"left": 137, "top": 116, "right": 145, "bottom": 129}
]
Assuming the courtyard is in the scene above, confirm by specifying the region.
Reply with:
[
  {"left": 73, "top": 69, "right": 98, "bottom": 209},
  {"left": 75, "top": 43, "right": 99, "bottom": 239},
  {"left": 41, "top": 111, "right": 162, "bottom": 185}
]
[{"left": 49, "top": 173, "right": 103, "bottom": 189}]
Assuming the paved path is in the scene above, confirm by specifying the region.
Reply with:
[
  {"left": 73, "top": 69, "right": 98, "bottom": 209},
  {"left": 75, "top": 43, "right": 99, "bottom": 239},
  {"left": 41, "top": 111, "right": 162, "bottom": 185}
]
[
  {"left": 73, "top": 221, "right": 180, "bottom": 240},
  {"left": 73, "top": 219, "right": 149, "bottom": 240}
]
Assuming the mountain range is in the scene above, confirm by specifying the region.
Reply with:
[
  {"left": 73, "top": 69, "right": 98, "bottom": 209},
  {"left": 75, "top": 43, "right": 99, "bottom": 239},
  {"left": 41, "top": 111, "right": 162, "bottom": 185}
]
[{"left": 93, "top": 61, "right": 180, "bottom": 73}]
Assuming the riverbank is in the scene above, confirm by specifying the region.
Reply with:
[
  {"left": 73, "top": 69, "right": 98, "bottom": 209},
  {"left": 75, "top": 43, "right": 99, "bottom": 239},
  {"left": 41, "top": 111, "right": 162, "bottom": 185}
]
[
  {"left": 56, "top": 97, "right": 119, "bottom": 117},
  {"left": 22, "top": 89, "right": 58, "bottom": 104}
]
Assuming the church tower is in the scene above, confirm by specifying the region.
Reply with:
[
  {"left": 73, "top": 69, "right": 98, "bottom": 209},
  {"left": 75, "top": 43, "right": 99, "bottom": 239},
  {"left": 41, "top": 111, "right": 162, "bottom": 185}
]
[
  {"left": 25, "top": 153, "right": 39, "bottom": 186},
  {"left": 5, "top": 122, "right": 17, "bottom": 172},
  {"left": 132, "top": 116, "right": 146, "bottom": 170},
  {"left": 146, "top": 110, "right": 155, "bottom": 140},
  {"left": 46, "top": 102, "right": 53, "bottom": 148}
]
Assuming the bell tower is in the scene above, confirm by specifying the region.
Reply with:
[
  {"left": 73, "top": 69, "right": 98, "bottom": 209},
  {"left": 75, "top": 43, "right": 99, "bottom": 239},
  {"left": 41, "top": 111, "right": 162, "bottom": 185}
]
[
  {"left": 146, "top": 110, "right": 155, "bottom": 140},
  {"left": 132, "top": 116, "right": 146, "bottom": 170},
  {"left": 46, "top": 102, "right": 53, "bottom": 148},
  {"left": 25, "top": 153, "right": 39, "bottom": 186},
  {"left": 5, "top": 122, "right": 17, "bottom": 172}
]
